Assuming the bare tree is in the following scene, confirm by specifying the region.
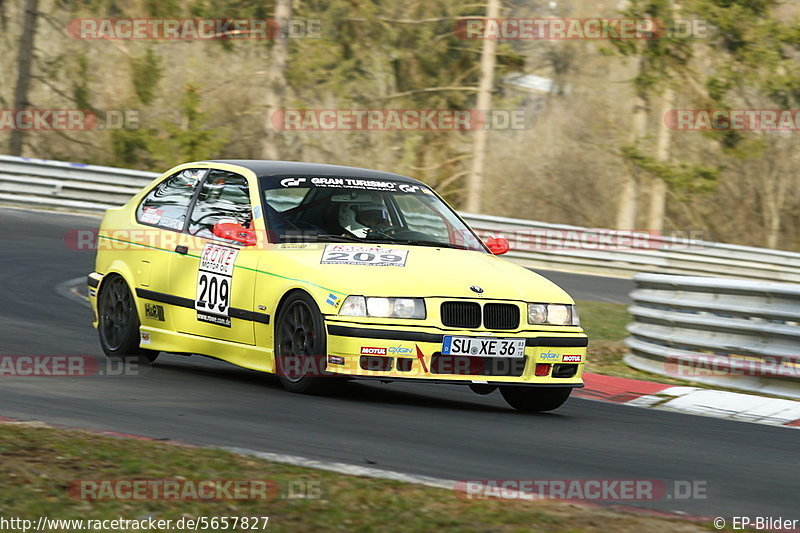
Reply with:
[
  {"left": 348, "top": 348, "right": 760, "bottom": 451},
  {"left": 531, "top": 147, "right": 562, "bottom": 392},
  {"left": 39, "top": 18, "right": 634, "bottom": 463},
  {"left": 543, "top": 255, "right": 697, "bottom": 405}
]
[
  {"left": 648, "top": 86, "right": 673, "bottom": 232},
  {"left": 616, "top": 69, "right": 647, "bottom": 230},
  {"left": 260, "top": 0, "right": 292, "bottom": 160},
  {"left": 464, "top": 0, "right": 500, "bottom": 214},
  {"left": 9, "top": 0, "right": 39, "bottom": 156}
]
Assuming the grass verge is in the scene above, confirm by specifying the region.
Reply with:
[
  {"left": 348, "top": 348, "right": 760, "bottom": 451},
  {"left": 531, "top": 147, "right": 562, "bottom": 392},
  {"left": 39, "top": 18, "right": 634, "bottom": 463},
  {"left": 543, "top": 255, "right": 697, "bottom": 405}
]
[
  {"left": 0, "top": 423, "right": 715, "bottom": 533},
  {"left": 576, "top": 300, "right": 694, "bottom": 386}
]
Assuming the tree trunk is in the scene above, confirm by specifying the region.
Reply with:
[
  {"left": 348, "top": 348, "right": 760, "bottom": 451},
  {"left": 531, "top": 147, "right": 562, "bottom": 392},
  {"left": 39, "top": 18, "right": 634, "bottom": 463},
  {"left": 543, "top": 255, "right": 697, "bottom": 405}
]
[
  {"left": 464, "top": 0, "right": 500, "bottom": 214},
  {"left": 762, "top": 146, "right": 788, "bottom": 249},
  {"left": 647, "top": 86, "right": 673, "bottom": 233},
  {"left": 260, "top": 0, "right": 292, "bottom": 160},
  {"left": 766, "top": 203, "right": 780, "bottom": 249},
  {"left": 9, "top": 0, "right": 39, "bottom": 156},
  {"left": 617, "top": 91, "right": 648, "bottom": 229}
]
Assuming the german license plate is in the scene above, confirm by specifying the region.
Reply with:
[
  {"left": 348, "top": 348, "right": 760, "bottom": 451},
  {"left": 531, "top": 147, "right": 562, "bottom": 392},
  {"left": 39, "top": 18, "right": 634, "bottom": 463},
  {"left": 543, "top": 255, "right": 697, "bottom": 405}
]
[{"left": 442, "top": 336, "right": 526, "bottom": 358}]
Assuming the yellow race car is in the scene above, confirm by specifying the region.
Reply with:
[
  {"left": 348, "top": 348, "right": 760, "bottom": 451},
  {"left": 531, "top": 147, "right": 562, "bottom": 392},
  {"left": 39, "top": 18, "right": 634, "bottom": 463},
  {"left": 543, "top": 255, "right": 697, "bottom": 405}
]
[{"left": 88, "top": 160, "right": 587, "bottom": 411}]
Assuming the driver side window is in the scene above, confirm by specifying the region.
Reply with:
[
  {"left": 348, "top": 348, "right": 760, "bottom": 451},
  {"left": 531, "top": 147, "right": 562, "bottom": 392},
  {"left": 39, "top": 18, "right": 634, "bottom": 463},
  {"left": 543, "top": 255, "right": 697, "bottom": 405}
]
[{"left": 188, "top": 170, "right": 252, "bottom": 240}]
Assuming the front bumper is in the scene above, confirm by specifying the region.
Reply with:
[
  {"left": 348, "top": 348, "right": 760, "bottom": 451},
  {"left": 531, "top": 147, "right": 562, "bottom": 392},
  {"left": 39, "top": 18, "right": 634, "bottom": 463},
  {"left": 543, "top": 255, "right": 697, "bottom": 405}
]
[{"left": 324, "top": 319, "right": 587, "bottom": 386}]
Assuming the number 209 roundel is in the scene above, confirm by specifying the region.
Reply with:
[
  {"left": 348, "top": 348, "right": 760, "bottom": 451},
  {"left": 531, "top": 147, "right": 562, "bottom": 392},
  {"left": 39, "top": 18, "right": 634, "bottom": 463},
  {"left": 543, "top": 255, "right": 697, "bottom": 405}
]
[
  {"left": 321, "top": 245, "right": 408, "bottom": 267},
  {"left": 89, "top": 160, "right": 587, "bottom": 412},
  {"left": 195, "top": 243, "right": 239, "bottom": 327}
]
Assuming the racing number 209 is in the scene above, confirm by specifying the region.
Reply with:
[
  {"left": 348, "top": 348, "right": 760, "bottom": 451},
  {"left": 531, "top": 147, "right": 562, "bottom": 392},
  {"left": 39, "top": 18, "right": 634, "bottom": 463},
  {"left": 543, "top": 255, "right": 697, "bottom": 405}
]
[
  {"left": 197, "top": 273, "right": 229, "bottom": 313},
  {"left": 326, "top": 252, "right": 402, "bottom": 263},
  {"left": 320, "top": 245, "right": 409, "bottom": 267}
]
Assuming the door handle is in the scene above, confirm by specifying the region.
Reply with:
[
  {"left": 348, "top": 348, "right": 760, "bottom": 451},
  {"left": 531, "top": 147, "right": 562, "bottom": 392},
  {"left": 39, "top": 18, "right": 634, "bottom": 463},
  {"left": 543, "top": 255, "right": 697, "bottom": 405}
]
[{"left": 175, "top": 245, "right": 188, "bottom": 254}]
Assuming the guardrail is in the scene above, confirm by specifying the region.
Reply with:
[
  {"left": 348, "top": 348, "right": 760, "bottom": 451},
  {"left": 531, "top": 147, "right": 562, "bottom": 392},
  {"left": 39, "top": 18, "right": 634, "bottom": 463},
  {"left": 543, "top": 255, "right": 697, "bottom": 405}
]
[
  {"left": 0, "top": 155, "right": 155, "bottom": 211},
  {"left": 2, "top": 154, "right": 800, "bottom": 281},
  {"left": 465, "top": 214, "right": 800, "bottom": 282},
  {"left": 624, "top": 273, "right": 800, "bottom": 398}
]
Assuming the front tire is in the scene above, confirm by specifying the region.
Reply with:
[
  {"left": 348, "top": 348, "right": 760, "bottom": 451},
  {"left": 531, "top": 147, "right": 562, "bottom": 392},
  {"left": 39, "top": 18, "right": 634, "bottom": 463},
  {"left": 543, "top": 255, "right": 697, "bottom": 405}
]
[
  {"left": 275, "top": 292, "right": 340, "bottom": 394},
  {"left": 500, "top": 386, "right": 571, "bottom": 412},
  {"left": 97, "top": 274, "right": 158, "bottom": 363}
]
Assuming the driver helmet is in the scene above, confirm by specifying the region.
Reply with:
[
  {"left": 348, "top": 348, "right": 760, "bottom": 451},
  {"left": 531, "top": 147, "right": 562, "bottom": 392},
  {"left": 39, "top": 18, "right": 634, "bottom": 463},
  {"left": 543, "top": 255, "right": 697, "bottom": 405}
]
[{"left": 339, "top": 202, "right": 390, "bottom": 238}]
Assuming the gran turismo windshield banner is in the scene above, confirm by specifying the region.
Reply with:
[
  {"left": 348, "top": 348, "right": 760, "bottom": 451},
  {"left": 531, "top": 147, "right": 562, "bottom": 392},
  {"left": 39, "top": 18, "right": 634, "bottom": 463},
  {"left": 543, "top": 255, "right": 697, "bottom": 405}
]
[{"left": 265, "top": 176, "right": 433, "bottom": 195}]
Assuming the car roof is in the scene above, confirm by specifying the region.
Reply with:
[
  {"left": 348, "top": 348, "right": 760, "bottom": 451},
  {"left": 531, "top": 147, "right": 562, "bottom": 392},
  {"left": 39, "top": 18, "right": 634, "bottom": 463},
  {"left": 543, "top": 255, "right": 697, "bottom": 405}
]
[{"left": 204, "top": 160, "right": 423, "bottom": 185}]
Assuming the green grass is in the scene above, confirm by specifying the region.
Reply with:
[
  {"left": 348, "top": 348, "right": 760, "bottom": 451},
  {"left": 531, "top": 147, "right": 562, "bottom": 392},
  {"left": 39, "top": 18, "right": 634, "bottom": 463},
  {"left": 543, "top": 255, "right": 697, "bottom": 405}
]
[
  {"left": 575, "top": 300, "right": 692, "bottom": 385},
  {"left": 575, "top": 300, "right": 631, "bottom": 342},
  {"left": 0, "top": 424, "right": 715, "bottom": 533}
]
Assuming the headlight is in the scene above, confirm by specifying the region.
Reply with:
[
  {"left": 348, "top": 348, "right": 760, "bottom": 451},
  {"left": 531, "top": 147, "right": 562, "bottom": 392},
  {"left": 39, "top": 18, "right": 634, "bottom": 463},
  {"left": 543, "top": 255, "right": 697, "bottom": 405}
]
[
  {"left": 339, "top": 296, "right": 426, "bottom": 319},
  {"left": 527, "top": 303, "right": 579, "bottom": 326},
  {"left": 340, "top": 295, "right": 367, "bottom": 316},
  {"left": 391, "top": 298, "right": 423, "bottom": 319},
  {"left": 527, "top": 303, "right": 547, "bottom": 324}
]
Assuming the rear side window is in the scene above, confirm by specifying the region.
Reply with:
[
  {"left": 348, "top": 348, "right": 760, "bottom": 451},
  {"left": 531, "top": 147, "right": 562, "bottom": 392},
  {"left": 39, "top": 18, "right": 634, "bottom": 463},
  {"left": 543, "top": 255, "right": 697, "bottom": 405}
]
[
  {"left": 136, "top": 169, "right": 205, "bottom": 230},
  {"left": 188, "top": 170, "right": 253, "bottom": 240}
]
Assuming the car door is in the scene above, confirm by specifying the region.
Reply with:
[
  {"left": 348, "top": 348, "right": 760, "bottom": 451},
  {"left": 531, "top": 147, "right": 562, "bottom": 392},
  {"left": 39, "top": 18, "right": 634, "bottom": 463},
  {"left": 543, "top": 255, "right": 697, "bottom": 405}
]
[
  {"left": 170, "top": 168, "right": 258, "bottom": 346},
  {"left": 133, "top": 168, "right": 207, "bottom": 331}
]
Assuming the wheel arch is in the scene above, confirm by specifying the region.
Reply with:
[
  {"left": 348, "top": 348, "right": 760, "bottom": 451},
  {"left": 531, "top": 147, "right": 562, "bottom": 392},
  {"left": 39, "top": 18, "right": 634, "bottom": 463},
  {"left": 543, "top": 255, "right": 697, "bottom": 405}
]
[
  {"left": 273, "top": 287, "right": 318, "bottom": 326},
  {"left": 96, "top": 262, "right": 142, "bottom": 318},
  {"left": 98, "top": 259, "right": 138, "bottom": 291}
]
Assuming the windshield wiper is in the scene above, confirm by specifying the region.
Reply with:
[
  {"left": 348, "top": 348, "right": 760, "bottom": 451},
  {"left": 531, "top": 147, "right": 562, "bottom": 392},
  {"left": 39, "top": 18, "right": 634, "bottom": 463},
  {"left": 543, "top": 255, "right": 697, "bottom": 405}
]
[
  {"left": 384, "top": 238, "right": 469, "bottom": 250},
  {"left": 280, "top": 233, "right": 364, "bottom": 243},
  {"left": 279, "top": 233, "right": 471, "bottom": 250}
]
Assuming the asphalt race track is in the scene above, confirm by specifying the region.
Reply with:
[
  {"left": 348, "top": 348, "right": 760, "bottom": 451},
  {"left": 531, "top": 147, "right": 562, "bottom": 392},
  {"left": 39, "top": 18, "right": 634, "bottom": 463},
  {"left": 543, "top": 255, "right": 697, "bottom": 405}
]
[{"left": 0, "top": 207, "right": 795, "bottom": 519}]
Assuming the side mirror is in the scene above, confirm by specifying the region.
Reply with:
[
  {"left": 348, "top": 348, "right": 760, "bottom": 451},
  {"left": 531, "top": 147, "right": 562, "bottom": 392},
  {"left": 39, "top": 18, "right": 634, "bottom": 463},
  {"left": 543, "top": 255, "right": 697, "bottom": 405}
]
[
  {"left": 485, "top": 236, "right": 509, "bottom": 255},
  {"left": 213, "top": 219, "right": 257, "bottom": 246}
]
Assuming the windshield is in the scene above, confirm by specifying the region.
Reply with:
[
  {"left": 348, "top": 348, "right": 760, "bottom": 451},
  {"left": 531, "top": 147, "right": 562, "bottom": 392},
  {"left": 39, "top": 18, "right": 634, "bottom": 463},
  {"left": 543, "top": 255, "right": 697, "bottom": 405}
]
[{"left": 259, "top": 176, "right": 487, "bottom": 252}]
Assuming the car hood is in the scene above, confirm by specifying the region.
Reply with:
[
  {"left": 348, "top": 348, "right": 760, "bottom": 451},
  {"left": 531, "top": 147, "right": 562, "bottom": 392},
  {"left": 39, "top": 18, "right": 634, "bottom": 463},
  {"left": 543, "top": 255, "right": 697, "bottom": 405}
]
[{"left": 264, "top": 243, "right": 574, "bottom": 303}]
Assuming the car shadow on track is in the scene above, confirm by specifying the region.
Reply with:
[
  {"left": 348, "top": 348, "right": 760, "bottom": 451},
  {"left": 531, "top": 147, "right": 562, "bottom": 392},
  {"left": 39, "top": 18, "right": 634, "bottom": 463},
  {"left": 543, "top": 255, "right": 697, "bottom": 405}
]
[
  {"left": 147, "top": 355, "right": 564, "bottom": 417},
  {"left": 328, "top": 382, "right": 569, "bottom": 418}
]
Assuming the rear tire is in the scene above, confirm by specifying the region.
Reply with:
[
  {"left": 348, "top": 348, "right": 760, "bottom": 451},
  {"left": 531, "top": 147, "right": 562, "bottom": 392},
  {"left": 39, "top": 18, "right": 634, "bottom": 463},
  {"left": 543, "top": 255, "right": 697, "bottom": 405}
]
[
  {"left": 275, "top": 292, "right": 341, "bottom": 394},
  {"left": 97, "top": 274, "right": 158, "bottom": 363},
  {"left": 500, "top": 386, "right": 571, "bottom": 412}
]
